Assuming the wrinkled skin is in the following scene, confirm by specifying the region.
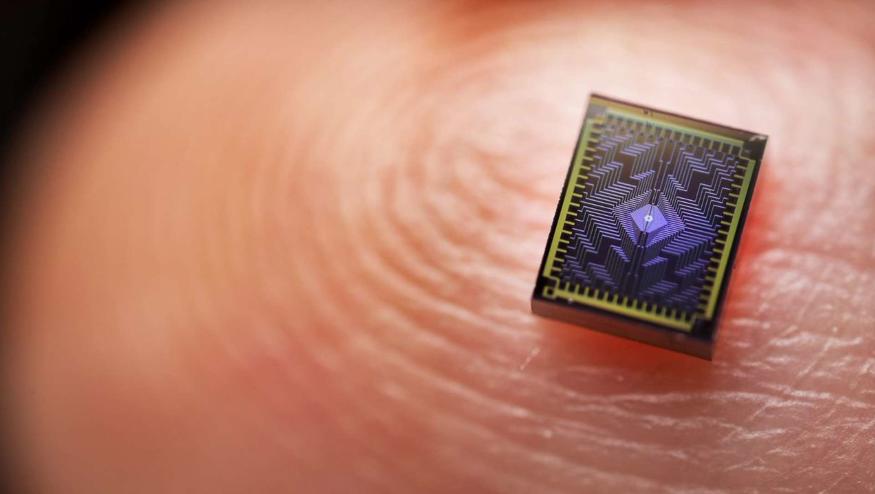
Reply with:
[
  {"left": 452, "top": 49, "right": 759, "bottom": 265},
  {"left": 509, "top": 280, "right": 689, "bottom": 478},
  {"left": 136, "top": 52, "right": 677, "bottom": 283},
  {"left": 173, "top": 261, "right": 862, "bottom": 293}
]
[{"left": 5, "top": 1, "right": 875, "bottom": 492}]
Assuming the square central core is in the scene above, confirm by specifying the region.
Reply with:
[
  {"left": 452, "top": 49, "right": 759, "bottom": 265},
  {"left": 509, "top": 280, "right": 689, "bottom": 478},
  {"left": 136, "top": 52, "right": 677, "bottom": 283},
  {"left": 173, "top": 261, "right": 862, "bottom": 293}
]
[{"left": 631, "top": 205, "right": 667, "bottom": 234}]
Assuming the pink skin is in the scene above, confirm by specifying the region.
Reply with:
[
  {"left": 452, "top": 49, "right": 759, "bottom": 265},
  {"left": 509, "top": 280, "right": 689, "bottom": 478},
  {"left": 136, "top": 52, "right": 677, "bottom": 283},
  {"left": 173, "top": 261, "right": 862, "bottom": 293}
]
[{"left": 5, "top": 1, "right": 875, "bottom": 492}]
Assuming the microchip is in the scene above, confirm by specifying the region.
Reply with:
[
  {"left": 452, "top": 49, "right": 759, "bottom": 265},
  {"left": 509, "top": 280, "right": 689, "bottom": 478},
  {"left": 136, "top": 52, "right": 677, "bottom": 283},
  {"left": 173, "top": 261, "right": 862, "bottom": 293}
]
[{"left": 532, "top": 94, "right": 767, "bottom": 359}]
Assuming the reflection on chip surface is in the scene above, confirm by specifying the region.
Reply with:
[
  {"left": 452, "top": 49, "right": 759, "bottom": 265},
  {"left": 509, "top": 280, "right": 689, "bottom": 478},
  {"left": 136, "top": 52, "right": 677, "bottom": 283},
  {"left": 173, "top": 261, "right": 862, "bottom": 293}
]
[{"left": 533, "top": 95, "right": 767, "bottom": 359}]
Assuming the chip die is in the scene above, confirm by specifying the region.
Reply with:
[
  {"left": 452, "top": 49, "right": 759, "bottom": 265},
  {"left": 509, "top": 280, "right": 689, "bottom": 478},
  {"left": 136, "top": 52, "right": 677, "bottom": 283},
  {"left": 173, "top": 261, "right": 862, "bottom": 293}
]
[{"left": 532, "top": 94, "right": 767, "bottom": 359}]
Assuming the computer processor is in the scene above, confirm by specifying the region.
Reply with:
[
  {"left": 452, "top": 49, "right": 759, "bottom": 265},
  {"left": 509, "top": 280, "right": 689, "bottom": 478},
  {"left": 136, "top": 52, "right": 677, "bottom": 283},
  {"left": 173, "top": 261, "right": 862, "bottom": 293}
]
[{"left": 532, "top": 94, "right": 767, "bottom": 359}]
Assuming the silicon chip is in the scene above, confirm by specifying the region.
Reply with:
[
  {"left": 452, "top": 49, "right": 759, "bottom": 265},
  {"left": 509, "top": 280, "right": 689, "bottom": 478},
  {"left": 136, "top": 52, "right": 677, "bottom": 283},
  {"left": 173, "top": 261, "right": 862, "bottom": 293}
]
[{"left": 532, "top": 94, "right": 767, "bottom": 359}]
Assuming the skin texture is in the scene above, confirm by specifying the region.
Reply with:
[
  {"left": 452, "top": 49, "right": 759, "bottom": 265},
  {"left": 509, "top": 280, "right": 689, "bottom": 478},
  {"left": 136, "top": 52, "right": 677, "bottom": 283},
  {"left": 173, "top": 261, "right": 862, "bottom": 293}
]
[{"left": 4, "top": 1, "right": 875, "bottom": 492}]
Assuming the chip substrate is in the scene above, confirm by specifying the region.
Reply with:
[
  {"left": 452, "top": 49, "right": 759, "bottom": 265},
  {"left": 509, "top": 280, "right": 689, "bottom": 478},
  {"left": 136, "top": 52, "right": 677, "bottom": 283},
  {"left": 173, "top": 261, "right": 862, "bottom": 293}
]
[{"left": 532, "top": 94, "right": 767, "bottom": 359}]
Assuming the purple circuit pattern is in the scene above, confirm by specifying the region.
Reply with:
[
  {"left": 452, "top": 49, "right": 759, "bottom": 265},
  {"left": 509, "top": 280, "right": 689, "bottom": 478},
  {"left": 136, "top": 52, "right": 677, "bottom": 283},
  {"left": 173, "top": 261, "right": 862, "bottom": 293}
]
[{"left": 560, "top": 113, "right": 743, "bottom": 313}]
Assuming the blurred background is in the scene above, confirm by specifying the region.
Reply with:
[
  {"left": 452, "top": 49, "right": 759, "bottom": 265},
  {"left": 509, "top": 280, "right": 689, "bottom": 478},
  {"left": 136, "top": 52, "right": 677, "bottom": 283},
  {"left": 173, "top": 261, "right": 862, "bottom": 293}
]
[
  {"left": 1, "top": 2, "right": 133, "bottom": 491},
  {"left": 2, "top": 1, "right": 874, "bottom": 493},
  {"left": 0, "top": 1, "right": 130, "bottom": 170}
]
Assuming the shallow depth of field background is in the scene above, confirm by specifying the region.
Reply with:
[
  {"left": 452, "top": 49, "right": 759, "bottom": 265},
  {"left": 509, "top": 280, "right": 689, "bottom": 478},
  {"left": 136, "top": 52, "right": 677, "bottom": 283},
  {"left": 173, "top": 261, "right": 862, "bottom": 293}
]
[{"left": 3, "top": 1, "right": 875, "bottom": 492}]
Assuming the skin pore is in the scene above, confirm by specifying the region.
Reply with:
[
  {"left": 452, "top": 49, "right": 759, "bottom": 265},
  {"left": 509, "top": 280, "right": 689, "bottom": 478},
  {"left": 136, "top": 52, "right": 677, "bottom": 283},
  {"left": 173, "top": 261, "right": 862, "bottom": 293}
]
[{"left": 5, "top": 1, "right": 875, "bottom": 492}]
